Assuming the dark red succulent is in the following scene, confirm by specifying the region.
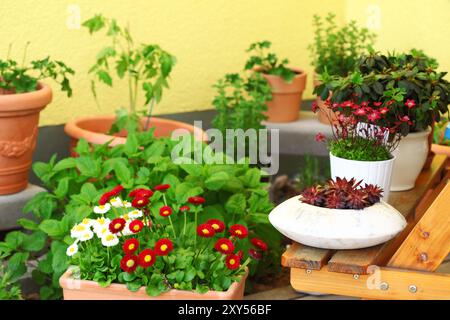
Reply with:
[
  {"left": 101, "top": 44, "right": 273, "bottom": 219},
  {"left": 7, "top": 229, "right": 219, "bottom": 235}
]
[
  {"left": 363, "top": 184, "right": 383, "bottom": 204},
  {"left": 325, "top": 192, "right": 347, "bottom": 209},
  {"left": 299, "top": 186, "right": 325, "bottom": 207},
  {"left": 346, "top": 189, "right": 368, "bottom": 210}
]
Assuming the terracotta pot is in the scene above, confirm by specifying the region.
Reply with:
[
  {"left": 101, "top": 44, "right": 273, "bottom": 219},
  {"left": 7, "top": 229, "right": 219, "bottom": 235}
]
[
  {"left": 59, "top": 267, "right": 248, "bottom": 300},
  {"left": 431, "top": 143, "right": 450, "bottom": 157},
  {"left": 0, "top": 83, "right": 52, "bottom": 195},
  {"left": 65, "top": 115, "right": 208, "bottom": 155},
  {"left": 313, "top": 73, "right": 337, "bottom": 125},
  {"left": 261, "top": 68, "right": 307, "bottom": 123}
]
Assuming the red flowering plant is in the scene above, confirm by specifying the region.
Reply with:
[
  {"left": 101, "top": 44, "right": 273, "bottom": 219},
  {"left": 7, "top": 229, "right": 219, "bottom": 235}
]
[{"left": 65, "top": 184, "right": 266, "bottom": 296}]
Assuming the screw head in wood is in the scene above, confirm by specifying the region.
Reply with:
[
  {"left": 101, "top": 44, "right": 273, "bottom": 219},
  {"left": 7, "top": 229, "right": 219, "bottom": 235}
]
[
  {"left": 353, "top": 274, "right": 359, "bottom": 280},
  {"left": 408, "top": 285, "right": 417, "bottom": 293},
  {"left": 306, "top": 269, "right": 312, "bottom": 274},
  {"left": 380, "top": 282, "right": 389, "bottom": 291},
  {"left": 419, "top": 252, "right": 428, "bottom": 262}
]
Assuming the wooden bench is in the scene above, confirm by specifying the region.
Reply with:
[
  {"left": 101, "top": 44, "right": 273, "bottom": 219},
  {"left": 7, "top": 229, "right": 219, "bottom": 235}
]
[{"left": 282, "top": 154, "right": 450, "bottom": 300}]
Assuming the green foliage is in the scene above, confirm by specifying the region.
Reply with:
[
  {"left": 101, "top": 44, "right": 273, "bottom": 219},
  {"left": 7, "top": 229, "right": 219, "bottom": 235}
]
[
  {"left": 315, "top": 51, "right": 450, "bottom": 133},
  {"left": 0, "top": 43, "right": 74, "bottom": 96},
  {"left": 245, "top": 40, "right": 297, "bottom": 82},
  {"left": 82, "top": 14, "right": 176, "bottom": 134},
  {"left": 0, "top": 131, "right": 280, "bottom": 299},
  {"left": 330, "top": 137, "right": 392, "bottom": 161},
  {"left": 0, "top": 254, "right": 26, "bottom": 300},
  {"left": 296, "top": 155, "right": 330, "bottom": 190},
  {"left": 308, "top": 13, "right": 376, "bottom": 77},
  {"left": 433, "top": 116, "right": 450, "bottom": 146}
]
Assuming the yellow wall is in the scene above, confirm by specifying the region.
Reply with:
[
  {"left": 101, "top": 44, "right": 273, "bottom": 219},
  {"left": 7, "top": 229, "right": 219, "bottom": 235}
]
[{"left": 0, "top": 0, "right": 448, "bottom": 126}]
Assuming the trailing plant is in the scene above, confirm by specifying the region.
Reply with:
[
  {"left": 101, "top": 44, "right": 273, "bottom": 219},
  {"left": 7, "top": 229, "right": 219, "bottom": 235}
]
[
  {"left": 0, "top": 132, "right": 280, "bottom": 299},
  {"left": 66, "top": 186, "right": 266, "bottom": 295},
  {"left": 308, "top": 13, "right": 376, "bottom": 77},
  {"left": 82, "top": 14, "right": 176, "bottom": 134},
  {"left": 315, "top": 51, "right": 450, "bottom": 134},
  {"left": 300, "top": 177, "right": 383, "bottom": 209},
  {"left": 0, "top": 43, "right": 74, "bottom": 96},
  {"left": 245, "top": 41, "right": 297, "bottom": 82}
]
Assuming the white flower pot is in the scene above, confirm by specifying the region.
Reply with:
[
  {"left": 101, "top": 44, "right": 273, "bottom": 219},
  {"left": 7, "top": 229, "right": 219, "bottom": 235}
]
[
  {"left": 390, "top": 128, "right": 431, "bottom": 191},
  {"left": 329, "top": 153, "right": 395, "bottom": 201},
  {"left": 269, "top": 196, "right": 406, "bottom": 250}
]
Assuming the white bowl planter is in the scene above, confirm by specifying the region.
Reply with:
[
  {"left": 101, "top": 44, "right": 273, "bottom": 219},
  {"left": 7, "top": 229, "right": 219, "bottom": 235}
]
[
  {"left": 390, "top": 128, "right": 431, "bottom": 191},
  {"left": 269, "top": 196, "right": 406, "bottom": 250},
  {"left": 330, "top": 152, "right": 395, "bottom": 201}
]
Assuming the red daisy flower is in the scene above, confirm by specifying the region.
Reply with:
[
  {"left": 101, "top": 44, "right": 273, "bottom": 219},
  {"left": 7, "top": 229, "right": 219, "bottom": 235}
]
[
  {"left": 109, "top": 218, "right": 126, "bottom": 234},
  {"left": 379, "top": 107, "right": 389, "bottom": 115},
  {"left": 373, "top": 102, "right": 382, "bottom": 107},
  {"left": 236, "top": 250, "right": 244, "bottom": 259},
  {"left": 159, "top": 205, "right": 173, "bottom": 217},
  {"left": 99, "top": 192, "right": 113, "bottom": 205},
  {"left": 179, "top": 205, "right": 190, "bottom": 213},
  {"left": 196, "top": 223, "right": 215, "bottom": 238},
  {"left": 207, "top": 219, "right": 225, "bottom": 233},
  {"left": 154, "top": 184, "right": 170, "bottom": 191},
  {"left": 315, "top": 132, "right": 326, "bottom": 142},
  {"left": 138, "top": 249, "right": 156, "bottom": 268},
  {"left": 132, "top": 197, "right": 149, "bottom": 208},
  {"left": 129, "top": 188, "right": 153, "bottom": 198},
  {"left": 188, "top": 196, "right": 205, "bottom": 205},
  {"left": 110, "top": 185, "right": 124, "bottom": 196},
  {"left": 122, "top": 238, "right": 139, "bottom": 254},
  {"left": 249, "top": 248, "right": 262, "bottom": 260},
  {"left": 367, "top": 111, "right": 381, "bottom": 122},
  {"left": 405, "top": 99, "right": 416, "bottom": 109},
  {"left": 214, "top": 238, "right": 234, "bottom": 254},
  {"left": 251, "top": 238, "right": 268, "bottom": 251},
  {"left": 154, "top": 238, "right": 174, "bottom": 256},
  {"left": 354, "top": 108, "right": 367, "bottom": 116},
  {"left": 340, "top": 100, "right": 353, "bottom": 108},
  {"left": 225, "top": 254, "right": 241, "bottom": 270},
  {"left": 120, "top": 254, "right": 138, "bottom": 273},
  {"left": 129, "top": 219, "right": 144, "bottom": 233},
  {"left": 229, "top": 224, "right": 248, "bottom": 239}
]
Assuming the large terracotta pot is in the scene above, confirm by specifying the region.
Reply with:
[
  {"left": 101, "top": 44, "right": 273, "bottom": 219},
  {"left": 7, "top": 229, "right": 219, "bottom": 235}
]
[
  {"left": 59, "top": 267, "right": 248, "bottom": 300},
  {"left": 313, "top": 73, "right": 336, "bottom": 125},
  {"left": 262, "top": 68, "right": 307, "bottom": 123},
  {"left": 0, "top": 83, "right": 52, "bottom": 195},
  {"left": 390, "top": 128, "right": 431, "bottom": 191},
  {"left": 65, "top": 115, "right": 208, "bottom": 154}
]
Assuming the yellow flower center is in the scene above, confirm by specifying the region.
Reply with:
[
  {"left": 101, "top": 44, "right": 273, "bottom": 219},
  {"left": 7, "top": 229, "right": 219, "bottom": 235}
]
[
  {"left": 202, "top": 229, "right": 210, "bottom": 235},
  {"left": 138, "top": 200, "right": 144, "bottom": 205},
  {"left": 114, "top": 223, "right": 122, "bottom": 229},
  {"left": 144, "top": 255, "right": 152, "bottom": 262},
  {"left": 229, "top": 259, "right": 235, "bottom": 265},
  {"left": 235, "top": 230, "right": 242, "bottom": 235},
  {"left": 126, "top": 260, "right": 135, "bottom": 267},
  {"left": 163, "top": 210, "right": 169, "bottom": 216},
  {"left": 129, "top": 244, "right": 135, "bottom": 250},
  {"left": 82, "top": 218, "right": 89, "bottom": 224},
  {"left": 160, "top": 244, "right": 168, "bottom": 251},
  {"left": 99, "top": 205, "right": 105, "bottom": 209},
  {"left": 101, "top": 228, "right": 107, "bottom": 234},
  {"left": 212, "top": 224, "right": 219, "bottom": 230},
  {"left": 123, "top": 214, "right": 129, "bottom": 220},
  {"left": 74, "top": 225, "right": 85, "bottom": 231},
  {"left": 70, "top": 247, "right": 75, "bottom": 252},
  {"left": 106, "top": 234, "right": 114, "bottom": 241},
  {"left": 220, "top": 244, "right": 229, "bottom": 251},
  {"left": 133, "top": 225, "right": 140, "bottom": 231}
]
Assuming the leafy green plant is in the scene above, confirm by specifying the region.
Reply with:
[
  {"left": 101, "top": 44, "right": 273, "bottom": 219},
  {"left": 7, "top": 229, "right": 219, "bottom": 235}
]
[
  {"left": 0, "top": 132, "right": 280, "bottom": 299},
  {"left": 0, "top": 43, "right": 74, "bottom": 96},
  {"left": 0, "top": 253, "right": 26, "bottom": 300},
  {"left": 296, "top": 155, "right": 330, "bottom": 191},
  {"left": 245, "top": 41, "right": 297, "bottom": 82},
  {"left": 82, "top": 14, "right": 176, "bottom": 134},
  {"left": 315, "top": 51, "right": 450, "bottom": 134},
  {"left": 433, "top": 116, "right": 450, "bottom": 146},
  {"left": 308, "top": 13, "right": 376, "bottom": 77}
]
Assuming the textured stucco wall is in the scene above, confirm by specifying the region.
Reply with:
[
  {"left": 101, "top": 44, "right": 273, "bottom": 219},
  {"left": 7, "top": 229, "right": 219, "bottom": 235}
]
[{"left": 0, "top": 0, "right": 345, "bottom": 126}]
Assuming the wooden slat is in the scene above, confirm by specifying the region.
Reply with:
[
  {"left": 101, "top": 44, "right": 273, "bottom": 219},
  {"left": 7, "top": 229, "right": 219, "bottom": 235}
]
[
  {"left": 290, "top": 266, "right": 450, "bottom": 300},
  {"left": 281, "top": 242, "right": 333, "bottom": 270},
  {"left": 323, "top": 155, "right": 447, "bottom": 274},
  {"left": 388, "top": 181, "right": 450, "bottom": 272}
]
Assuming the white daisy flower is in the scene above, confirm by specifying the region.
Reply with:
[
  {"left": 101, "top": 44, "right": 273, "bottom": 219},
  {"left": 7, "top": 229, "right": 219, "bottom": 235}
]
[
  {"left": 80, "top": 218, "right": 95, "bottom": 228},
  {"left": 79, "top": 230, "right": 94, "bottom": 242},
  {"left": 121, "top": 221, "right": 134, "bottom": 236},
  {"left": 110, "top": 197, "right": 123, "bottom": 208},
  {"left": 95, "top": 225, "right": 110, "bottom": 238},
  {"left": 94, "top": 203, "right": 111, "bottom": 214},
  {"left": 128, "top": 209, "right": 143, "bottom": 219},
  {"left": 66, "top": 242, "right": 79, "bottom": 257},
  {"left": 121, "top": 213, "right": 130, "bottom": 221},
  {"left": 93, "top": 217, "right": 110, "bottom": 233},
  {"left": 101, "top": 233, "right": 119, "bottom": 247},
  {"left": 71, "top": 224, "right": 89, "bottom": 238},
  {"left": 123, "top": 200, "right": 132, "bottom": 208}
]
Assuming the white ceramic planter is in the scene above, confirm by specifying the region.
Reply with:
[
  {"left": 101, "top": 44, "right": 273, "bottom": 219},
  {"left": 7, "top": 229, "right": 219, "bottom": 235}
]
[
  {"left": 390, "top": 128, "right": 431, "bottom": 191},
  {"left": 329, "top": 153, "right": 395, "bottom": 201},
  {"left": 269, "top": 196, "right": 406, "bottom": 250}
]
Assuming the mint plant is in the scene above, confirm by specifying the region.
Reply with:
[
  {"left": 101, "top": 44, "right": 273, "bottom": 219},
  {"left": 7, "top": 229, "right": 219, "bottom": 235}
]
[
  {"left": 245, "top": 41, "right": 297, "bottom": 82},
  {"left": 0, "top": 44, "right": 74, "bottom": 96},
  {"left": 308, "top": 13, "right": 376, "bottom": 77},
  {"left": 83, "top": 14, "right": 176, "bottom": 134}
]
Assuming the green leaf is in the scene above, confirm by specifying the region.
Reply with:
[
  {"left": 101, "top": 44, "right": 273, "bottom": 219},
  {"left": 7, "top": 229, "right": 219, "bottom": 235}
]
[
  {"left": 76, "top": 156, "right": 99, "bottom": 177},
  {"left": 114, "top": 161, "right": 132, "bottom": 185},
  {"left": 51, "top": 241, "right": 68, "bottom": 274},
  {"left": 53, "top": 158, "right": 77, "bottom": 171},
  {"left": 82, "top": 14, "right": 105, "bottom": 34},
  {"left": 5, "top": 231, "right": 25, "bottom": 249},
  {"left": 39, "top": 219, "right": 64, "bottom": 238},
  {"left": 54, "top": 177, "right": 70, "bottom": 199},
  {"left": 146, "top": 284, "right": 162, "bottom": 297},
  {"left": 97, "top": 70, "right": 112, "bottom": 86},
  {"left": 175, "top": 183, "right": 203, "bottom": 203},
  {"left": 17, "top": 218, "right": 39, "bottom": 231},
  {"left": 205, "top": 171, "right": 230, "bottom": 190},
  {"left": 184, "top": 266, "right": 197, "bottom": 282},
  {"left": 180, "top": 164, "right": 202, "bottom": 176},
  {"left": 225, "top": 193, "right": 246, "bottom": 214},
  {"left": 22, "top": 231, "right": 47, "bottom": 252},
  {"left": 124, "top": 133, "right": 139, "bottom": 156}
]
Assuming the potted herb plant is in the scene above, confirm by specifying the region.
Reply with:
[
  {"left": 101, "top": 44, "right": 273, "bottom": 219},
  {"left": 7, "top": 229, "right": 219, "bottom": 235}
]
[
  {"left": 308, "top": 13, "right": 376, "bottom": 124},
  {"left": 64, "top": 14, "right": 205, "bottom": 152},
  {"left": 0, "top": 45, "right": 74, "bottom": 194},
  {"left": 432, "top": 116, "right": 450, "bottom": 157},
  {"left": 245, "top": 41, "right": 307, "bottom": 122},
  {"left": 315, "top": 51, "right": 450, "bottom": 191},
  {"left": 59, "top": 184, "right": 267, "bottom": 299},
  {"left": 269, "top": 177, "right": 406, "bottom": 250}
]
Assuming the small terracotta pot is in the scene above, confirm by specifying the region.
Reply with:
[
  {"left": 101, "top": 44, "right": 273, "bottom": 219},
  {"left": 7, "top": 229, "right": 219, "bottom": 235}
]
[
  {"left": 261, "top": 68, "right": 307, "bottom": 123},
  {"left": 431, "top": 143, "right": 450, "bottom": 157},
  {"left": 0, "top": 83, "right": 52, "bottom": 195},
  {"left": 313, "top": 73, "right": 337, "bottom": 125},
  {"left": 65, "top": 115, "right": 208, "bottom": 155},
  {"left": 59, "top": 267, "right": 248, "bottom": 300}
]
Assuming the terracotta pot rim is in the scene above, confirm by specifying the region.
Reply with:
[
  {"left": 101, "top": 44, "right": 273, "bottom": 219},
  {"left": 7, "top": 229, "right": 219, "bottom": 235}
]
[
  {"left": 60, "top": 267, "right": 248, "bottom": 299},
  {"left": 431, "top": 143, "right": 450, "bottom": 154},
  {"left": 0, "top": 82, "right": 52, "bottom": 112},
  {"left": 64, "top": 114, "right": 208, "bottom": 147},
  {"left": 258, "top": 67, "right": 307, "bottom": 80}
]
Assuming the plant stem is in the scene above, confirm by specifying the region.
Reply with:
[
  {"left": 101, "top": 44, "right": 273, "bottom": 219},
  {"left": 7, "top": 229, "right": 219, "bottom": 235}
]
[{"left": 168, "top": 216, "right": 176, "bottom": 239}]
